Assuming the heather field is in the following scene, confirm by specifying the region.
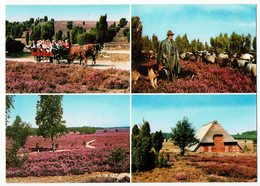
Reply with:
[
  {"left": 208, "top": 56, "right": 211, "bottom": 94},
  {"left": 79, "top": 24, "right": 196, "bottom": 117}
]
[
  {"left": 132, "top": 153, "right": 257, "bottom": 182},
  {"left": 132, "top": 60, "right": 256, "bottom": 93},
  {"left": 6, "top": 129, "right": 130, "bottom": 182},
  {"left": 6, "top": 61, "right": 130, "bottom": 93}
]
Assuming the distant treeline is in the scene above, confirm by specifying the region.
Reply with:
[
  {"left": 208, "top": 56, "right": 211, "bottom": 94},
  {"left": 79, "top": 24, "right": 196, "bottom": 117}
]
[
  {"left": 29, "top": 126, "right": 97, "bottom": 135},
  {"left": 6, "top": 15, "right": 130, "bottom": 46},
  {"left": 29, "top": 126, "right": 129, "bottom": 136},
  {"left": 232, "top": 130, "right": 257, "bottom": 143},
  {"left": 132, "top": 16, "right": 256, "bottom": 63}
]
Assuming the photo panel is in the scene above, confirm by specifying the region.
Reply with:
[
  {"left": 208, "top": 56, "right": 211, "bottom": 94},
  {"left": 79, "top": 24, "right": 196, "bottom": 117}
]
[
  {"left": 6, "top": 95, "right": 130, "bottom": 183},
  {"left": 131, "top": 94, "right": 257, "bottom": 182},
  {"left": 131, "top": 4, "right": 256, "bottom": 93},
  {"left": 6, "top": 5, "right": 130, "bottom": 93}
]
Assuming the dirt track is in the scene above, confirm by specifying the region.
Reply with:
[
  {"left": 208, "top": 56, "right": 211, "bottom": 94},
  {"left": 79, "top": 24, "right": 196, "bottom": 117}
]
[{"left": 6, "top": 57, "right": 130, "bottom": 71}]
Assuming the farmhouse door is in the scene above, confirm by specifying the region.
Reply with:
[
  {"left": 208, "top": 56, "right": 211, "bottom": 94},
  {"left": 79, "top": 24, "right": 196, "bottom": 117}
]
[{"left": 213, "top": 135, "right": 225, "bottom": 152}]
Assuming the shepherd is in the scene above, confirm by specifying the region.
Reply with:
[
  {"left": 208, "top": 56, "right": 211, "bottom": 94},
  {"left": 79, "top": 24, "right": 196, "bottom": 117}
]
[{"left": 157, "top": 30, "right": 180, "bottom": 80}]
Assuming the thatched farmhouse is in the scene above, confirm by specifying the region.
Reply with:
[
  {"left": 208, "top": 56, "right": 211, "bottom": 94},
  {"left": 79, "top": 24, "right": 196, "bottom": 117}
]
[{"left": 188, "top": 121, "right": 241, "bottom": 152}]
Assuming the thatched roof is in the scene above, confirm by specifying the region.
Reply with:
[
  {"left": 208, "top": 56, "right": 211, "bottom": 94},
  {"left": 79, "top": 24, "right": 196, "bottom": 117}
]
[{"left": 188, "top": 120, "right": 238, "bottom": 151}]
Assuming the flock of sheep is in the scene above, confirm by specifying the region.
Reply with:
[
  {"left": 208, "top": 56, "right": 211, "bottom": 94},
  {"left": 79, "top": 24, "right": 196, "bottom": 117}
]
[{"left": 179, "top": 51, "right": 257, "bottom": 79}]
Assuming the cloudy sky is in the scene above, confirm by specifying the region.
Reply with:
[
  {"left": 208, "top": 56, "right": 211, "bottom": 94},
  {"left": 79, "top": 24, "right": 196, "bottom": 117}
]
[
  {"left": 132, "top": 95, "right": 256, "bottom": 135},
  {"left": 9, "top": 95, "right": 130, "bottom": 128},
  {"left": 6, "top": 5, "right": 129, "bottom": 22},
  {"left": 132, "top": 4, "right": 256, "bottom": 43}
]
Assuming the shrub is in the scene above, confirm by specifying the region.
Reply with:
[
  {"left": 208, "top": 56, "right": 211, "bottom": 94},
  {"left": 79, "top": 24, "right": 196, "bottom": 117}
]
[
  {"left": 108, "top": 146, "right": 125, "bottom": 166},
  {"left": 6, "top": 37, "right": 25, "bottom": 54},
  {"left": 155, "top": 152, "right": 169, "bottom": 168}
]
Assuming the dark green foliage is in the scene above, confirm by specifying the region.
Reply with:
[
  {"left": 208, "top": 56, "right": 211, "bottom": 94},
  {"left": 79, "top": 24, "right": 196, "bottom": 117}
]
[
  {"left": 6, "top": 116, "right": 31, "bottom": 168},
  {"left": 6, "top": 116, "right": 31, "bottom": 148},
  {"left": 163, "top": 132, "right": 172, "bottom": 140},
  {"left": 132, "top": 124, "right": 139, "bottom": 135},
  {"left": 232, "top": 130, "right": 257, "bottom": 144},
  {"left": 118, "top": 18, "right": 128, "bottom": 28},
  {"left": 5, "top": 21, "right": 24, "bottom": 38},
  {"left": 44, "top": 16, "right": 48, "bottom": 22},
  {"left": 41, "top": 21, "right": 55, "bottom": 40},
  {"left": 6, "top": 37, "right": 25, "bottom": 54},
  {"left": 252, "top": 36, "right": 256, "bottom": 51},
  {"left": 131, "top": 16, "right": 143, "bottom": 63},
  {"left": 152, "top": 130, "right": 164, "bottom": 153},
  {"left": 108, "top": 146, "right": 125, "bottom": 165},
  {"left": 155, "top": 152, "right": 169, "bottom": 168},
  {"left": 78, "top": 126, "right": 96, "bottom": 134},
  {"left": 172, "top": 117, "right": 198, "bottom": 156},
  {"left": 132, "top": 121, "right": 155, "bottom": 172},
  {"left": 96, "top": 14, "right": 108, "bottom": 45},
  {"left": 30, "top": 24, "right": 41, "bottom": 41},
  {"left": 26, "top": 31, "right": 29, "bottom": 45},
  {"left": 67, "top": 30, "right": 71, "bottom": 42},
  {"left": 71, "top": 26, "right": 86, "bottom": 44},
  {"left": 66, "top": 21, "right": 73, "bottom": 30},
  {"left": 55, "top": 30, "right": 63, "bottom": 41},
  {"left": 106, "top": 22, "right": 118, "bottom": 42},
  {"left": 123, "top": 27, "right": 130, "bottom": 42},
  {"left": 36, "top": 95, "right": 66, "bottom": 151},
  {"left": 6, "top": 95, "right": 14, "bottom": 125}
]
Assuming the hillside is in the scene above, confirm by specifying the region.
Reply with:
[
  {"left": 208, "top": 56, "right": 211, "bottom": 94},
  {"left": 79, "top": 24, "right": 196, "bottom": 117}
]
[
  {"left": 232, "top": 130, "right": 256, "bottom": 141},
  {"left": 54, "top": 20, "right": 117, "bottom": 36}
]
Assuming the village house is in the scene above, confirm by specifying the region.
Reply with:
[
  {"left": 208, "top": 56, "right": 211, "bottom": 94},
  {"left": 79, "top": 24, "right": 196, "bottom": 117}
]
[{"left": 188, "top": 120, "right": 241, "bottom": 152}]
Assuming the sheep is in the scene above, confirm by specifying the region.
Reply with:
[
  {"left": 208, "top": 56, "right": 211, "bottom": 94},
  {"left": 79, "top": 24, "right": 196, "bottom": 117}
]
[
  {"left": 251, "top": 64, "right": 257, "bottom": 78},
  {"left": 240, "top": 53, "right": 253, "bottom": 61},
  {"left": 237, "top": 59, "right": 247, "bottom": 68}
]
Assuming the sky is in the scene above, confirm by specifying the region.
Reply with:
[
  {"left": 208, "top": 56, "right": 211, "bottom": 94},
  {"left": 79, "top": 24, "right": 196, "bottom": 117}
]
[
  {"left": 132, "top": 95, "right": 256, "bottom": 135},
  {"left": 132, "top": 4, "right": 256, "bottom": 43},
  {"left": 9, "top": 95, "right": 130, "bottom": 128},
  {"left": 6, "top": 5, "right": 129, "bottom": 22}
]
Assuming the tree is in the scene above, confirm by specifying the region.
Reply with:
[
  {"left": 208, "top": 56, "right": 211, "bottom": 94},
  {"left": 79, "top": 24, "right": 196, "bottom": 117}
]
[
  {"left": 26, "top": 31, "right": 29, "bottom": 45},
  {"left": 6, "top": 116, "right": 31, "bottom": 167},
  {"left": 6, "top": 37, "right": 25, "bottom": 54},
  {"left": 123, "top": 27, "right": 130, "bottom": 42},
  {"left": 175, "top": 35, "right": 182, "bottom": 52},
  {"left": 36, "top": 95, "right": 66, "bottom": 151},
  {"left": 242, "top": 33, "right": 251, "bottom": 53},
  {"left": 190, "top": 39, "right": 198, "bottom": 53},
  {"left": 6, "top": 95, "right": 14, "bottom": 125},
  {"left": 71, "top": 26, "right": 86, "bottom": 44},
  {"left": 171, "top": 117, "right": 198, "bottom": 156},
  {"left": 131, "top": 16, "right": 143, "bottom": 63},
  {"left": 152, "top": 130, "right": 164, "bottom": 153},
  {"left": 118, "top": 18, "right": 128, "bottom": 28},
  {"left": 30, "top": 24, "right": 41, "bottom": 41},
  {"left": 132, "top": 124, "right": 139, "bottom": 135},
  {"left": 67, "top": 30, "right": 71, "bottom": 41},
  {"left": 106, "top": 22, "right": 118, "bottom": 42},
  {"left": 66, "top": 21, "right": 73, "bottom": 30},
  {"left": 44, "top": 16, "right": 48, "bottom": 22},
  {"left": 132, "top": 120, "right": 154, "bottom": 172},
  {"left": 151, "top": 34, "right": 159, "bottom": 52},
  {"left": 41, "top": 21, "right": 55, "bottom": 40},
  {"left": 55, "top": 30, "right": 63, "bottom": 41},
  {"left": 96, "top": 14, "right": 108, "bottom": 46},
  {"left": 252, "top": 36, "right": 256, "bottom": 52},
  {"left": 181, "top": 34, "right": 190, "bottom": 52}
]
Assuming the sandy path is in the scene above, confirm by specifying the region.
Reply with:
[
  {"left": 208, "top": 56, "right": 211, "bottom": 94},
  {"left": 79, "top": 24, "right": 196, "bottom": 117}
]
[
  {"left": 6, "top": 57, "right": 130, "bottom": 71},
  {"left": 6, "top": 172, "right": 130, "bottom": 183}
]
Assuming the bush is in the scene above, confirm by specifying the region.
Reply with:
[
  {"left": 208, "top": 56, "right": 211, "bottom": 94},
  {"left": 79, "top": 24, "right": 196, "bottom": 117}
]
[
  {"left": 6, "top": 37, "right": 25, "bottom": 54},
  {"left": 155, "top": 152, "right": 169, "bottom": 168},
  {"left": 118, "top": 18, "right": 127, "bottom": 28},
  {"left": 108, "top": 146, "right": 125, "bottom": 166}
]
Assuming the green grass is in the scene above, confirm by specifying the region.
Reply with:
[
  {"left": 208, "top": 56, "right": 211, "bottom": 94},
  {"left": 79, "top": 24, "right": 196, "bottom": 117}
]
[{"left": 6, "top": 52, "right": 31, "bottom": 58}]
